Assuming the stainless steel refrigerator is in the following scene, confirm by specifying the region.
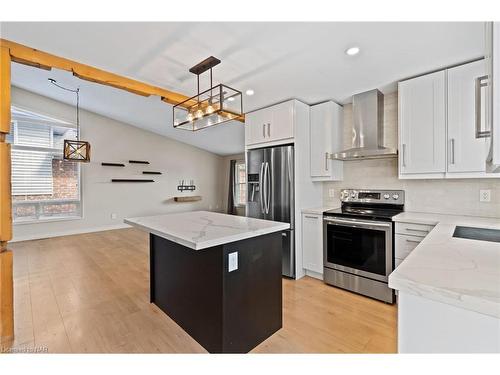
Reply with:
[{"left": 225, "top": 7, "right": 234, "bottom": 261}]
[{"left": 246, "top": 145, "right": 295, "bottom": 278}]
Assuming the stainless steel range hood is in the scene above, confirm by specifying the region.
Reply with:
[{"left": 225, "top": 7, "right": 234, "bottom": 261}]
[{"left": 332, "top": 89, "right": 398, "bottom": 160}]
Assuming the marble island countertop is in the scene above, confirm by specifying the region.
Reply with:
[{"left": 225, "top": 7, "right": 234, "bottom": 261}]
[
  {"left": 124, "top": 211, "right": 290, "bottom": 250},
  {"left": 389, "top": 211, "right": 500, "bottom": 318}
]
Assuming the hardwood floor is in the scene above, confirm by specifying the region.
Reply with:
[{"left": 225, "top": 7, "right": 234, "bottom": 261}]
[{"left": 1, "top": 228, "right": 397, "bottom": 353}]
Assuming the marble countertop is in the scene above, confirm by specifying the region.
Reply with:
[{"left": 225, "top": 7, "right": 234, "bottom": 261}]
[
  {"left": 389, "top": 211, "right": 500, "bottom": 318},
  {"left": 124, "top": 211, "right": 290, "bottom": 250},
  {"left": 301, "top": 205, "right": 340, "bottom": 215}
]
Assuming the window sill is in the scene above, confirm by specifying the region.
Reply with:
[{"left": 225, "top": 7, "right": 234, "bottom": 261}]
[{"left": 13, "top": 215, "right": 83, "bottom": 226}]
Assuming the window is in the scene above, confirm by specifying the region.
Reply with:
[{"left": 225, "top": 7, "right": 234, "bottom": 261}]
[
  {"left": 234, "top": 160, "right": 246, "bottom": 207},
  {"left": 8, "top": 107, "right": 82, "bottom": 223}
]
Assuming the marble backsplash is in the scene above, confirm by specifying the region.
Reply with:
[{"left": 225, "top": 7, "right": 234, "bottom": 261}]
[{"left": 323, "top": 158, "right": 500, "bottom": 218}]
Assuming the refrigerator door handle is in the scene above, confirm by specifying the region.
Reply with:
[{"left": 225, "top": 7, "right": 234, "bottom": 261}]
[
  {"left": 264, "top": 162, "right": 271, "bottom": 214},
  {"left": 259, "top": 162, "right": 265, "bottom": 214}
]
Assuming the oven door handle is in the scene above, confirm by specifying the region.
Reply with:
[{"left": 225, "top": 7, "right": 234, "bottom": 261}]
[{"left": 323, "top": 217, "right": 392, "bottom": 229}]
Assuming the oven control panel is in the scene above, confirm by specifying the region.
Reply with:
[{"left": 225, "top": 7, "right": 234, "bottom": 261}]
[{"left": 340, "top": 189, "right": 405, "bottom": 205}]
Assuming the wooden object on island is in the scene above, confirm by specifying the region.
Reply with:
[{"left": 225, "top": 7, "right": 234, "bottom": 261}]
[
  {"left": 174, "top": 196, "right": 202, "bottom": 202},
  {"left": 0, "top": 44, "right": 13, "bottom": 341}
]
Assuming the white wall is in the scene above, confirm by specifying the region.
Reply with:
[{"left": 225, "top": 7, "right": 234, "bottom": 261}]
[
  {"left": 323, "top": 92, "right": 500, "bottom": 218},
  {"left": 12, "top": 87, "right": 225, "bottom": 241}
]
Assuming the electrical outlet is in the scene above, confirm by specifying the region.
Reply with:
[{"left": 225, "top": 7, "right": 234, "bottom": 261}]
[
  {"left": 228, "top": 252, "right": 238, "bottom": 272},
  {"left": 111, "top": 213, "right": 117, "bottom": 219},
  {"left": 328, "top": 188, "right": 335, "bottom": 198},
  {"left": 480, "top": 189, "right": 491, "bottom": 202}
]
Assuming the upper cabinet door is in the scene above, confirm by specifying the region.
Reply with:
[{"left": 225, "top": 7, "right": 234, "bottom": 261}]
[
  {"left": 310, "top": 101, "right": 343, "bottom": 180},
  {"left": 245, "top": 101, "right": 295, "bottom": 147},
  {"left": 269, "top": 101, "right": 294, "bottom": 142},
  {"left": 447, "top": 60, "right": 487, "bottom": 173},
  {"left": 245, "top": 107, "right": 271, "bottom": 146},
  {"left": 399, "top": 71, "right": 447, "bottom": 175}
]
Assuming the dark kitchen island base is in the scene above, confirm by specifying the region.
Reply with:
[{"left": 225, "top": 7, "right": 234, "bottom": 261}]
[{"left": 149, "top": 231, "right": 283, "bottom": 353}]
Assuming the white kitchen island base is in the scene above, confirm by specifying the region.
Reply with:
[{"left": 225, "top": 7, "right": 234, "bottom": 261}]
[{"left": 398, "top": 292, "right": 500, "bottom": 353}]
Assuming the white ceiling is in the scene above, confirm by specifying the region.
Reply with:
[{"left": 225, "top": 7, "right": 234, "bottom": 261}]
[{"left": 2, "top": 22, "right": 485, "bottom": 155}]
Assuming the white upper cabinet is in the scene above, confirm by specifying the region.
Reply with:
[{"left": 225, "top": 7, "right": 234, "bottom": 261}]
[
  {"left": 447, "top": 60, "right": 487, "bottom": 174},
  {"left": 399, "top": 70, "right": 447, "bottom": 176},
  {"left": 245, "top": 101, "right": 294, "bottom": 147},
  {"left": 309, "top": 101, "right": 344, "bottom": 181}
]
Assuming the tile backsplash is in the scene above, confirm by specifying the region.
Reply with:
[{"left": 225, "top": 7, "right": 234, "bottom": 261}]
[
  {"left": 323, "top": 92, "right": 500, "bottom": 218},
  {"left": 323, "top": 158, "right": 500, "bottom": 218}
]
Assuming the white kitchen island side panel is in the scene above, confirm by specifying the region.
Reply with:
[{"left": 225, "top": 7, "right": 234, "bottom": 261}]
[{"left": 398, "top": 292, "right": 500, "bottom": 353}]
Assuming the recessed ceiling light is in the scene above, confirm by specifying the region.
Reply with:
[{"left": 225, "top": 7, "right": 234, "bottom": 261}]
[
  {"left": 245, "top": 89, "right": 255, "bottom": 96},
  {"left": 345, "top": 46, "right": 360, "bottom": 56}
]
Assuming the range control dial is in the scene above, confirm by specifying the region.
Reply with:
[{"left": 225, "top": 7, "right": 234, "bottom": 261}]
[
  {"left": 383, "top": 194, "right": 390, "bottom": 200},
  {"left": 392, "top": 194, "right": 400, "bottom": 200}
]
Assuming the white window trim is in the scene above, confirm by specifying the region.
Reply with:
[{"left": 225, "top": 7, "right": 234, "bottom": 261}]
[
  {"left": 10, "top": 106, "right": 83, "bottom": 225},
  {"left": 234, "top": 159, "right": 246, "bottom": 208}
]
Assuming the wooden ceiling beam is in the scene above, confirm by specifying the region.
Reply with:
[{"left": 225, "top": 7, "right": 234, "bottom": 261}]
[
  {"left": 0, "top": 38, "right": 245, "bottom": 122},
  {"left": 0, "top": 38, "right": 190, "bottom": 105}
]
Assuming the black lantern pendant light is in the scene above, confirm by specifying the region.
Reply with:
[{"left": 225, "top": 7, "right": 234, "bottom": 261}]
[
  {"left": 48, "top": 78, "right": 91, "bottom": 162},
  {"left": 173, "top": 56, "right": 243, "bottom": 131}
]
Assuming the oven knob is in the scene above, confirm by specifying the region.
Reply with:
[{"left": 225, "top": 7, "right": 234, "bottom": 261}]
[
  {"left": 351, "top": 192, "right": 356, "bottom": 198},
  {"left": 392, "top": 194, "right": 399, "bottom": 200},
  {"left": 383, "top": 194, "right": 390, "bottom": 199}
]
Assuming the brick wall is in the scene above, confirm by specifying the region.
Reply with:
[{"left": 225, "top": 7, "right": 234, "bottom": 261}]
[{"left": 13, "top": 158, "right": 80, "bottom": 219}]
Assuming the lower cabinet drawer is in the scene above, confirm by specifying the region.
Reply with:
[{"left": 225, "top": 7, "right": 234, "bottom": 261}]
[
  {"left": 395, "top": 222, "right": 435, "bottom": 236},
  {"left": 395, "top": 234, "right": 424, "bottom": 260}
]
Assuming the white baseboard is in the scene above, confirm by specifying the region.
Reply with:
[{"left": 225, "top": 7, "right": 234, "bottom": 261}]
[
  {"left": 11, "top": 223, "right": 131, "bottom": 242},
  {"left": 305, "top": 269, "right": 324, "bottom": 281}
]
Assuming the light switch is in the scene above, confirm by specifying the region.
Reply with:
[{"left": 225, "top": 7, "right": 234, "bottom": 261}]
[{"left": 228, "top": 252, "right": 238, "bottom": 272}]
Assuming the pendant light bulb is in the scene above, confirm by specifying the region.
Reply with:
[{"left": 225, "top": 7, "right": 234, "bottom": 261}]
[
  {"left": 186, "top": 112, "right": 194, "bottom": 122},
  {"left": 195, "top": 108, "right": 204, "bottom": 119},
  {"left": 205, "top": 104, "right": 215, "bottom": 115}
]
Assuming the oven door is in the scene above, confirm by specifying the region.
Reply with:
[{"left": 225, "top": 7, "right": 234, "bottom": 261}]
[{"left": 323, "top": 216, "right": 393, "bottom": 282}]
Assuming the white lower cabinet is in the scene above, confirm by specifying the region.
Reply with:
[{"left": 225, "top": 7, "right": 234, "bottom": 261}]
[
  {"left": 302, "top": 213, "right": 323, "bottom": 275},
  {"left": 394, "top": 222, "right": 435, "bottom": 267}
]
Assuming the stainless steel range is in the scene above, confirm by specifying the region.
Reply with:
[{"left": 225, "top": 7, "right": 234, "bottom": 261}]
[{"left": 323, "top": 189, "right": 405, "bottom": 303}]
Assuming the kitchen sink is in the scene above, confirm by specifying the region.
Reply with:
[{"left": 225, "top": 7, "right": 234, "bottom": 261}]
[{"left": 452, "top": 226, "right": 500, "bottom": 243}]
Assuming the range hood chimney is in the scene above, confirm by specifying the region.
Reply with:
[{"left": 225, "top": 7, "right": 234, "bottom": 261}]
[{"left": 332, "top": 89, "right": 397, "bottom": 160}]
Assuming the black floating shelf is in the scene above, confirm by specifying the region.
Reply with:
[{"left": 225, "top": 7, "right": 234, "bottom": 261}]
[
  {"left": 102, "top": 162, "right": 125, "bottom": 167},
  {"left": 129, "top": 160, "right": 150, "bottom": 164},
  {"left": 143, "top": 171, "right": 162, "bottom": 175},
  {"left": 111, "top": 179, "right": 154, "bottom": 183}
]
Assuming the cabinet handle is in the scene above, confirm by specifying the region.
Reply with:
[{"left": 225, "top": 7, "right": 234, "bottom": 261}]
[
  {"left": 304, "top": 215, "right": 318, "bottom": 219},
  {"left": 405, "top": 238, "right": 421, "bottom": 243},
  {"left": 475, "top": 75, "right": 490, "bottom": 138},
  {"left": 267, "top": 123, "right": 271, "bottom": 137},
  {"left": 325, "top": 152, "right": 329, "bottom": 171},
  {"left": 406, "top": 228, "right": 429, "bottom": 233},
  {"left": 402, "top": 144, "right": 406, "bottom": 168},
  {"left": 450, "top": 138, "right": 455, "bottom": 165},
  {"left": 262, "top": 124, "right": 266, "bottom": 138}
]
